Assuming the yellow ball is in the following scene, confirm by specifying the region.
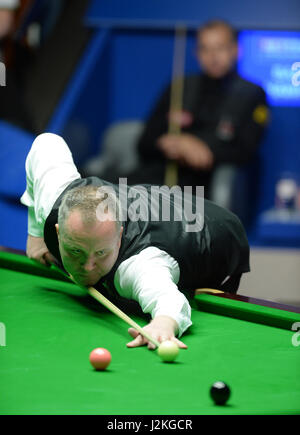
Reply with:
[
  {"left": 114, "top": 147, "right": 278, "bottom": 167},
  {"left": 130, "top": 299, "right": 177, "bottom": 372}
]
[{"left": 157, "top": 340, "right": 179, "bottom": 362}]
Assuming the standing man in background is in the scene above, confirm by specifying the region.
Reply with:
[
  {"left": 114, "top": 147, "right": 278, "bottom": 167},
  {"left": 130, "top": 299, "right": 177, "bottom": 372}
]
[{"left": 129, "top": 20, "right": 268, "bottom": 201}]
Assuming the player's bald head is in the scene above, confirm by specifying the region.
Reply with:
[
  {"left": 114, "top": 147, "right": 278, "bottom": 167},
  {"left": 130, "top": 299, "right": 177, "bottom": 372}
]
[{"left": 57, "top": 184, "right": 122, "bottom": 236}]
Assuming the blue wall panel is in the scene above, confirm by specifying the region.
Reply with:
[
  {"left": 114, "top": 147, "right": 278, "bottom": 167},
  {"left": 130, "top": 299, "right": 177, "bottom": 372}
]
[
  {"left": 0, "top": 122, "right": 34, "bottom": 250},
  {"left": 48, "top": 29, "right": 112, "bottom": 165},
  {"left": 0, "top": 200, "right": 27, "bottom": 251},
  {"left": 86, "top": 0, "right": 300, "bottom": 31},
  {"left": 108, "top": 29, "right": 199, "bottom": 122}
]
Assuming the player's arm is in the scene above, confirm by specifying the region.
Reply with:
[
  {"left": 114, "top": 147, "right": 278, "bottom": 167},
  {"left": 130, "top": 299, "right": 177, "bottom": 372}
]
[
  {"left": 21, "top": 133, "right": 81, "bottom": 266},
  {"left": 21, "top": 200, "right": 56, "bottom": 266},
  {"left": 20, "top": 135, "right": 58, "bottom": 266},
  {"left": 26, "top": 235, "right": 56, "bottom": 266},
  {"left": 114, "top": 247, "right": 192, "bottom": 349}
]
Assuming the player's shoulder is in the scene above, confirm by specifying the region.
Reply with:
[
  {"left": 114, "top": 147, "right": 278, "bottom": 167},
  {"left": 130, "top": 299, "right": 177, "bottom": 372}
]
[
  {"left": 204, "top": 199, "right": 248, "bottom": 244},
  {"left": 204, "top": 198, "right": 243, "bottom": 224},
  {"left": 233, "top": 74, "right": 266, "bottom": 100}
]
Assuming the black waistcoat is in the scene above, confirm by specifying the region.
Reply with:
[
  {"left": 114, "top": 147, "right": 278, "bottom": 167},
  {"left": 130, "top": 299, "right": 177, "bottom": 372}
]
[{"left": 44, "top": 177, "right": 249, "bottom": 294}]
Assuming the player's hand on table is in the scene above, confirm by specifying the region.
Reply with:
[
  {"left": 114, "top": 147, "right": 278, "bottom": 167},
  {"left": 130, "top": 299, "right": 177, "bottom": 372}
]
[
  {"left": 126, "top": 315, "right": 188, "bottom": 350},
  {"left": 26, "top": 235, "right": 57, "bottom": 267}
]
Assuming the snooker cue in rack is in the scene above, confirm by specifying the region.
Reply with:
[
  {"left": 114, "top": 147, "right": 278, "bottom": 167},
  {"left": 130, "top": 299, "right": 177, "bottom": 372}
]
[
  {"left": 88, "top": 287, "right": 160, "bottom": 348},
  {"left": 164, "top": 25, "right": 187, "bottom": 187}
]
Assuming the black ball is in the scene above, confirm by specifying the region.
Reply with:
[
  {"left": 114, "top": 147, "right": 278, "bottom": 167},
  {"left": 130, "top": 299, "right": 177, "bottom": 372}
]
[{"left": 210, "top": 381, "right": 231, "bottom": 405}]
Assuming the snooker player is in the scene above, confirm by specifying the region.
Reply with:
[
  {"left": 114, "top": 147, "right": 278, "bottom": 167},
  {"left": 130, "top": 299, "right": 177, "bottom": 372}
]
[{"left": 21, "top": 133, "right": 250, "bottom": 350}]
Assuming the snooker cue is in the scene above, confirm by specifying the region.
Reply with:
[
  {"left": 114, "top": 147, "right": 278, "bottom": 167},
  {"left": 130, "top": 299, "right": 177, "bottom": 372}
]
[
  {"left": 164, "top": 25, "right": 187, "bottom": 187},
  {"left": 49, "top": 264, "right": 161, "bottom": 348},
  {"left": 88, "top": 287, "right": 161, "bottom": 348},
  {"left": 195, "top": 288, "right": 224, "bottom": 295}
]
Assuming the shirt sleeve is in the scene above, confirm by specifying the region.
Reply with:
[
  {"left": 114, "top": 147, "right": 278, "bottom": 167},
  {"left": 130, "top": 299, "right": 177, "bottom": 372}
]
[
  {"left": 114, "top": 246, "right": 192, "bottom": 337},
  {"left": 20, "top": 133, "right": 81, "bottom": 237},
  {"left": 20, "top": 166, "right": 44, "bottom": 237},
  {"left": 27, "top": 204, "right": 44, "bottom": 237}
]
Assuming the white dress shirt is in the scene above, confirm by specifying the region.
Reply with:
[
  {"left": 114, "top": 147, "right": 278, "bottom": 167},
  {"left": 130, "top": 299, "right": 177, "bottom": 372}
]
[
  {"left": 115, "top": 246, "right": 192, "bottom": 337},
  {"left": 21, "top": 133, "right": 192, "bottom": 337}
]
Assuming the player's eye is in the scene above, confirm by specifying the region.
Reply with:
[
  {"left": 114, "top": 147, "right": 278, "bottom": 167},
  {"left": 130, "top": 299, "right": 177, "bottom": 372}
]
[
  {"left": 97, "top": 250, "right": 106, "bottom": 257},
  {"left": 71, "top": 249, "right": 82, "bottom": 256}
]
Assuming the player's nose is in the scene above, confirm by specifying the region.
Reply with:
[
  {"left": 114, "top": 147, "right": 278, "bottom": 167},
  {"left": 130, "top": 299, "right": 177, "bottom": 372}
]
[{"left": 83, "top": 256, "right": 97, "bottom": 272}]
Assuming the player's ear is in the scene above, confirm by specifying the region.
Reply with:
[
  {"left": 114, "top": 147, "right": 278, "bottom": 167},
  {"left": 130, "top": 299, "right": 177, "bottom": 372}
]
[{"left": 55, "top": 224, "right": 59, "bottom": 237}]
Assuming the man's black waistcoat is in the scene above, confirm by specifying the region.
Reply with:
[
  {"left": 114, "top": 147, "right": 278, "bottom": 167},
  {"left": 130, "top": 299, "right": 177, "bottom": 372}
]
[{"left": 44, "top": 177, "right": 250, "bottom": 292}]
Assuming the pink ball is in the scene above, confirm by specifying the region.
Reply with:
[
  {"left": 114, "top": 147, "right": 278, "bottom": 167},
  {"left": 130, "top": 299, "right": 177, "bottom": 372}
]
[{"left": 89, "top": 348, "right": 111, "bottom": 371}]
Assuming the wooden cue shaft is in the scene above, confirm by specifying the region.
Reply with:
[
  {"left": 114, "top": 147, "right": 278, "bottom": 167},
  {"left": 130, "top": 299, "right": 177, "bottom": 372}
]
[
  {"left": 49, "top": 265, "right": 160, "bottom": 347},
  {"left": 88, "top": 287, "right": 160, "bottom": 348},
  {"left": 164, "top": 25, "right": 187, "bottom": 187}
]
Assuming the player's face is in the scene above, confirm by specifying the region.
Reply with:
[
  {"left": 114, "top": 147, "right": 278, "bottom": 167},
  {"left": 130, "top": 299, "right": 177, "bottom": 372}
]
[
  {"left": 196, "top": 27, "right": 238, "bottom": 79},
  {"left": 56, "top": 210, "right": 123, "bottom": 287}
]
